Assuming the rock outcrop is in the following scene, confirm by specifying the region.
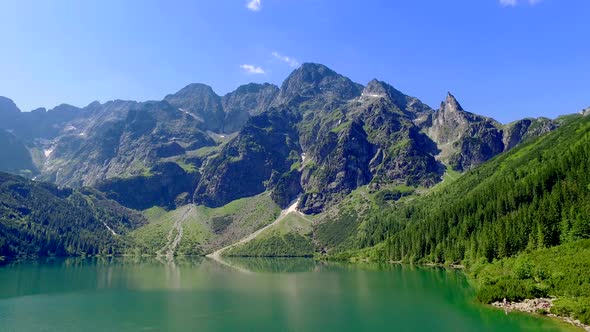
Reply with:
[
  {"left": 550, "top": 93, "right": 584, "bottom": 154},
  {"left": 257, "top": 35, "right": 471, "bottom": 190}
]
[
  {"left": 96, "top": 162, "right": 198, "bottom": 210},
  {"left": 221, "top": 83, "right": 279, "bottom": 133},
  {"left": 502, "top": 117, "right": 556, "bottom": 150}
]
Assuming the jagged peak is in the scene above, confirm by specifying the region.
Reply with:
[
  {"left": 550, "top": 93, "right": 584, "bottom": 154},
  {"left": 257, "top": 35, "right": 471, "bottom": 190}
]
[
  {"left": 441, "top": 92, "right": 464, "bottom": 112},
  {"left": 582, "top": 106, "right": 590, "bottom": 116}
]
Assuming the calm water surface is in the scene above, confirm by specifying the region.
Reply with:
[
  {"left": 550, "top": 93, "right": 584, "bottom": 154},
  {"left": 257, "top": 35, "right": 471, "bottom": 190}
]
[{"left": 0, "top": 257, "right": 575, "bottom": 332}]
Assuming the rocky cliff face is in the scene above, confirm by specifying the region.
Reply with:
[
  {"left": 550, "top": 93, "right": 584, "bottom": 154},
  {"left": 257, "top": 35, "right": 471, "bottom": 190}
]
[
  {"left": 164, "top": 83, "right": 225, "bottom": 132},
  {"left": 502, "top": 117, "right": 556, "bottom": 150},
  {"left": 424, "top": 93, "right": 503, "bottom": 171},
  {"left": 0, "top": 96, "right": 20, "bottom": 128},
  {"left": 194, "top": 109, "right": 301, "bottom": 207},
  {"left": 221, "top": 83, "right": 279, "bottom": 133},
  {"left": 300, "top": 120, "right": 375, "bottom": 213},
  {"left": 0, "top": 64, "right": 563, "bottom": 213},
  {"left": 196, "top": 69, "right": 445, "bottom": 213},
  {"left": 96, "top": 162, "right": 198, "bottom": 210},
  {"left": 273, "top": 63, "right": 363, "bottom": 110},
  {"left": 0, "top": 129, "right": 37, "bottom": 176},
  {"left": 360, "top": 79, "right": 433, "bottom": 120},
  {"left": 41, "top": 100, "right": 215, "bottom": 187},
  {"left": 423, "top": 93, "right": 559, "bottom": 171}
]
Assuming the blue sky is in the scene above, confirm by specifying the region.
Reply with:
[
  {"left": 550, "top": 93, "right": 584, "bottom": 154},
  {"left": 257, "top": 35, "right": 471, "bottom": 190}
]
[{"left": 0, "top": 0, "right": 588, "bottom": 122}]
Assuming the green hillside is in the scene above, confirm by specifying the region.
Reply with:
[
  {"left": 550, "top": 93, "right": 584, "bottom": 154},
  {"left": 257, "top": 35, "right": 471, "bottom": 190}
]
[
  {"left": 337, "top": 114, "right": 589, "bottom": 263},
  {"left": 326, "top": 114, "right": 590, "bottom": 322},
  {"left": 0, "top": 172, "right": 145, "bottom": 260},
  {"left": 225, "top": 212, "right": 314, "bottom": 257}
]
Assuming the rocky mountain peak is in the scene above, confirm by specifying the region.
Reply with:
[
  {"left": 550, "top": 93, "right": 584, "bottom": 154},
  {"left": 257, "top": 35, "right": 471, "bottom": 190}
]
[
  {"left": 361, "top": 79, "right": 392, "bottom": 99},
  {"left": 441, "top": 92, "right": 464, "bottom": 113},
  {"left": 582, "top": 107, "right": 590, "bottom": 117},
  {"left": 85, "top": 101, "right": 102, "bottom": 111},
  {"left": 0, "top": 96, "right": 21, "bottom": 114},
  {"left": 167, "top": 83, "right": 217, "bottom": 99},
  {"left": 221, "top": 83, "right": 279, "bottom": 133},
  {"left": 275, "top": 63, "right": 363, "bottom": 108},
  {"left": 232, "top": 82, "right": 278, "bottom": 95},
  {"left": 164, "top": 83, "right": 224, "bottom": 132},
  {"left": 360, "top": 79, "right": 433, "bottom": 119}
]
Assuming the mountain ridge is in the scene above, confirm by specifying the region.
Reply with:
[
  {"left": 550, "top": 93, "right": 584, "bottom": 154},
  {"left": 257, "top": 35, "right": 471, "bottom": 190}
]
[{"left": 0, "top": 63, "right": 563, "bottom": 212}]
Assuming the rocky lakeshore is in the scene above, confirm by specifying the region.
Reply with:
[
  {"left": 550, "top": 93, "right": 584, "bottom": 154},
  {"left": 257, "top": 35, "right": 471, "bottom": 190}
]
[{"left": 492, "top": 298, "right": 590, "bottom": 331}]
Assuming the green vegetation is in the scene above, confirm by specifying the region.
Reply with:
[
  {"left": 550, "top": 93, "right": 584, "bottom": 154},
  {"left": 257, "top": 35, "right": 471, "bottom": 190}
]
[
  {"left": 373, "top": 185, "right": 415, "bottom": 206},
  {"left": 323, "top": 115, "right": 590, "bottom": 322},
  {"left": 471, "top": 240, "right": 590, "bottom": 324},
  {"left": 225, "top": 212, "right": 314, "bottom": 257},
  {"left": 128, "top": 205, "right": 211, "bottom": 256},
  {"left": 346, "top": 115, "right": 590, "bottom": 264},
  {"left": 191, "top": 145, "right": 219, "bottom": 158},
  {"left": 175, "top": 159, "right": 198, "bottom": 173},
  {"left": 129, "top": 193, "right": 281, "bottom": 255},
  {"left": 0, "top": 172, "right": 144, "bottom": 259}
]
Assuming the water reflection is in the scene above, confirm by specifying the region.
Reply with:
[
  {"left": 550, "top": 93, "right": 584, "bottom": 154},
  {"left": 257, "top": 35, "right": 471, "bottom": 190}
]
[
  {"left": 0, "top": 257, "right": 574, "bottom": 332},
  {"left": 217, "top": 257, "right": 316, "bottom": 273}
]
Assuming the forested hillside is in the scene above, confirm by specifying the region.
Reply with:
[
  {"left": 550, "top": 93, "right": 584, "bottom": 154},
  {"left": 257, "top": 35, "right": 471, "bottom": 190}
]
[
  {"left": 0, "top": 172, "right": 145, "bottom": 259},
  {"left": 337, "top": 114, "right": 589, "bottom": 264}
]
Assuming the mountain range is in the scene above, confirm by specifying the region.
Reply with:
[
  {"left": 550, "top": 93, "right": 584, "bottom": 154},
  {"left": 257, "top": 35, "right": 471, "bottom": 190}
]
[
  {"left": 0, "top": 63, "right": 560, "bottom": 215},
  {"left": 1, "top": 63, "right": 589, "bottom": 264}
]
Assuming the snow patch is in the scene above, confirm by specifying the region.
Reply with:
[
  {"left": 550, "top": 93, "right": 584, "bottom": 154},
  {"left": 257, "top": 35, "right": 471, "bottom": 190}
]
[
  {"left": 178, "top": 108, "right": 198, "bottom": 120},
  {"left": 44, "top": 148, "right": 55, "bottom": 157},
  {"left": 361, "top": 92, "right": 385, "bottom": 98},
  {"left": 102, "top": 222, "right": 118, "bottom": 236}
]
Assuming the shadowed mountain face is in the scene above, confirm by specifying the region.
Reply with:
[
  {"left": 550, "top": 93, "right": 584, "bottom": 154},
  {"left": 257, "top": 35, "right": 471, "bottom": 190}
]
[
  {"left": 0, "top": 63, "right": 559, "bottom": 212},
  {"left": 164, "top": 83, "right": 225, "bottom": 132},
  {"left": 0, "top": 130, "right": 37, "bottom": 177},
  {"left": 221, "top": 83, "right": 279, "bottom": 133}
]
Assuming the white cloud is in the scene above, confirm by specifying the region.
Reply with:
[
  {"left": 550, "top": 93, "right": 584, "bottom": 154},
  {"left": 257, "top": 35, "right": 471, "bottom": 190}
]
[
  {"left": 240, "top": 64, "right": 265, "bottom": 74},
  {"left": 499, "top": 0, "right": 542, "bottom": 6},
  {"left": 499, "top": 0, "right": 517, "bottom": 6},
  {"left": 272, "top": 51, "right": 300, "bottom": 67},
  {"left": 246, "top": 0, "right": 261, "bottom": 11}
]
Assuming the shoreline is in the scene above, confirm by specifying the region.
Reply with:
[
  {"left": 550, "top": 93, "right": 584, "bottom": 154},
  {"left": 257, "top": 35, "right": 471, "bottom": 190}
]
[
  {"left": 491, "top": 298, "right": 590, "bottom": 331},
  {"left": 2, "top": 254, "right": 589, "bottom": 330}
]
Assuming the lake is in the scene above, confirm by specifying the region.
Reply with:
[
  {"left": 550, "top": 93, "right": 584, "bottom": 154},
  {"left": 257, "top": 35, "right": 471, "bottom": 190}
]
[{"left": 0, "top": 257, "right": 575, "bottom": 331}]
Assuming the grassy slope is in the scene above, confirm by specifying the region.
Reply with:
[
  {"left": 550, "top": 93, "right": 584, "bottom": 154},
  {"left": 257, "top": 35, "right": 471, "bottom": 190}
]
[
  {"left": 128, "top": 205, "right": 212, "bottom": 256},
  {"left": 129, "top": 193, "right": 280, "bottom": 255},
  {"left": 225, "top": 212, "right": 314, "bottom": 257}
]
